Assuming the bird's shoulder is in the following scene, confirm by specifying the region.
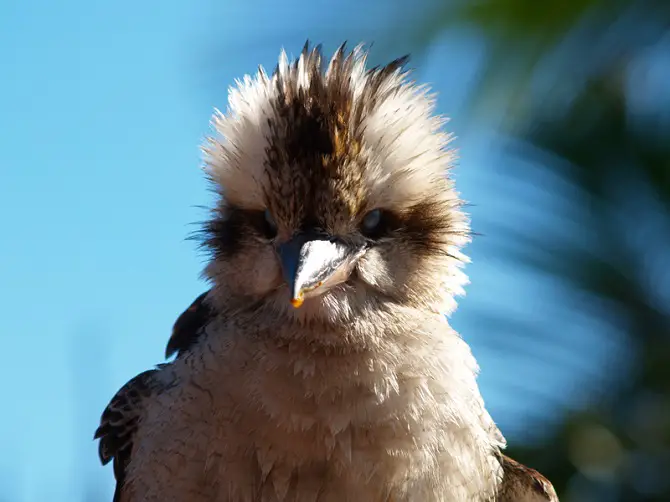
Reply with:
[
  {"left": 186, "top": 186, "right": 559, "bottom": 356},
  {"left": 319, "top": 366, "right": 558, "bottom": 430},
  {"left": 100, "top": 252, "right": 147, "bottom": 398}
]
[
  {"left": 95, "top": 290, "right": 214, "bottom": 501},
  {"left": 497, "top": 454, "right": 558, "bottom": 501},
  {"left": 165, "top": 290, "right": 216, "bottom": 359}
]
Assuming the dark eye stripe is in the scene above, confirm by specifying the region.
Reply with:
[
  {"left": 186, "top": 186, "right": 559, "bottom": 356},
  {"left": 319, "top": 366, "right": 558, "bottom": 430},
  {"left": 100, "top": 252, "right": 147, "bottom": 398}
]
[
  {"left": 203, "top": 198, "right": 455, "bottom": 260},
  {"left": 398, "top": 200, "right": 456, "bottom": 255},
  {"left": 203, "top": 207, "right": 277, "bottom": 257}
]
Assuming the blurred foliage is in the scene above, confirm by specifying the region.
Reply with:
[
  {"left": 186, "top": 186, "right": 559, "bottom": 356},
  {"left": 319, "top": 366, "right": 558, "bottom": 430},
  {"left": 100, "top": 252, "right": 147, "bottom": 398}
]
[{"left": 404, "top": 0, "right": 670, "bottom": 500}]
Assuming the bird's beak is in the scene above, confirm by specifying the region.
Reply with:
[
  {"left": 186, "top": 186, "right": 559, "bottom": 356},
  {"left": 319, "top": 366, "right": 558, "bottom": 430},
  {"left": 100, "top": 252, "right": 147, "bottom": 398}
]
[{"left": 278, "top": 232, "right": 365, "bottom": 308}]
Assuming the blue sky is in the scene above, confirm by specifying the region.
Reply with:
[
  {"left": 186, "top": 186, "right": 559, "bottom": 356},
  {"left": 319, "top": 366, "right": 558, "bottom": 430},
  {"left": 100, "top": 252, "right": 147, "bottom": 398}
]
[{"left": 0, "top": 1, "right": 623, "bottom": 500}]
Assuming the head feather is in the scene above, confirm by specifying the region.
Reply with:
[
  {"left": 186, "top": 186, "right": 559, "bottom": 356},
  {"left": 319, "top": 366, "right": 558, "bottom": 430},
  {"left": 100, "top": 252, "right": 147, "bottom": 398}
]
[{"left": 205, "top": 43, "right": 455, "bottom": 205}]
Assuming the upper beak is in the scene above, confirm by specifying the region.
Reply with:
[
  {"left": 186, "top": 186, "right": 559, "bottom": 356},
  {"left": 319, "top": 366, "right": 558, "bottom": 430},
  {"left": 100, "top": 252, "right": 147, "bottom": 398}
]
[{"left": 278, "top": 232, "right": 365, "bottom": 308}]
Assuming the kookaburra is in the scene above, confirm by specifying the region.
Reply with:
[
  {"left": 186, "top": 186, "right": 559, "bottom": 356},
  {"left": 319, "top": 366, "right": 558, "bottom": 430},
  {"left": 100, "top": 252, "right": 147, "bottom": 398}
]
[{"left": 95, "top": 43, "right": 558, "bottom": 502}]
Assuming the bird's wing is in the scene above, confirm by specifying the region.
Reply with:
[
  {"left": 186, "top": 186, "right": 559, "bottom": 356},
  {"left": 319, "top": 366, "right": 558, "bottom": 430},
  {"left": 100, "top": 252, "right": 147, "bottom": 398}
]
[
  {"left": 165, "top": 290, "right": 215, "bottom": 359},
  {"left": 94, "top": 367, "right": 164, "bottom": 502},
  {"left": 95, "top": 292, "right": 214, "bottom": 500},
  {"left": 497, "top": 454, "right": 558, "bottom": 501}
]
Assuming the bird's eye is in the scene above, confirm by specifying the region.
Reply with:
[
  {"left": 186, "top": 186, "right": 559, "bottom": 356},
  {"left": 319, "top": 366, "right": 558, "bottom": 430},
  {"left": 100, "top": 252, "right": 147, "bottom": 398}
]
[
  {"left": 262, "top": 209, "right": 278, "bottom": 239},
  {"left": 361, "top": 209, "right": 385, "bottom": 237},
  {"left": 360, "top": 208, "right": 399, "bottom": 239}
]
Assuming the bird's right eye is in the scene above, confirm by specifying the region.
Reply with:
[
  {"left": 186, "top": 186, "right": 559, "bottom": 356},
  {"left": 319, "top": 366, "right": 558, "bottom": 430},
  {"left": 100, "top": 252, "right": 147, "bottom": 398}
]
[
  {"left": 360, "top": 208, "right": 396, "bottom": 239},
  {"left": 261, "top": 209, "right": 278, "bottom": 239},
  {"left": 361, "top": 209, "right": 382, "bottom": 233}
]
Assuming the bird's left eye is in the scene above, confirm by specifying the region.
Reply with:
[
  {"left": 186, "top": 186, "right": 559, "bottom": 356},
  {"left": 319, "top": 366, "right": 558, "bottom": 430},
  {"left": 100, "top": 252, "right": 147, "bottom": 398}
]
[{"left": 361, "top": 209, "right": 383, "bottom": 235}]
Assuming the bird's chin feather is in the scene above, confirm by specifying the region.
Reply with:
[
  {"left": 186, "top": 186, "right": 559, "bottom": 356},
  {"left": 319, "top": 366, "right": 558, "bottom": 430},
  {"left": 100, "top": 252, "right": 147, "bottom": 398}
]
[{"left": 262, "top": 282, "right": 360, "bottom": 330}]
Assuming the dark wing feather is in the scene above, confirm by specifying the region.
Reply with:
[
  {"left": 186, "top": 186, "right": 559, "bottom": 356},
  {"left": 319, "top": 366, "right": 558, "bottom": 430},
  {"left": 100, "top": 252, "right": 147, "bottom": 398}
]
[
  {"left": 96, "top": 292, "right": 214, "bottom": 500},
  {"left": 496, "top": 454, "right": 558, "bottom": 501},
  {"left": 94, "top": 368, "right": 162, "bottom": 502},
  {"left": 165, "top": 290, "right": 215, "bottom": 359}
]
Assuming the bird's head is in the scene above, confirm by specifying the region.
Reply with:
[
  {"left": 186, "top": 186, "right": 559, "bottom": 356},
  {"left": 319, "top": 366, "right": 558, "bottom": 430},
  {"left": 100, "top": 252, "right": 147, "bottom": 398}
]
[{"left": 201, "top": 43, "right": 469, "bottom": 327}]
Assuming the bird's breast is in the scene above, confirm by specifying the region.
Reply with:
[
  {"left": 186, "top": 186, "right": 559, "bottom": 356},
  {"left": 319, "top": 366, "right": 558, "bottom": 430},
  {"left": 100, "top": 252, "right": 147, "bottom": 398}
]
[{"left": 122, "top": 325, "right": 503, "bottom": 502}]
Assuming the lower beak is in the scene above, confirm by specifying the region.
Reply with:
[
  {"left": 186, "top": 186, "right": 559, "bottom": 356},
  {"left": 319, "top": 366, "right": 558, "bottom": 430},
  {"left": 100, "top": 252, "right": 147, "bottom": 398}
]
[{"left": 278, "top": 232, "right": 365, "bottom": 308}]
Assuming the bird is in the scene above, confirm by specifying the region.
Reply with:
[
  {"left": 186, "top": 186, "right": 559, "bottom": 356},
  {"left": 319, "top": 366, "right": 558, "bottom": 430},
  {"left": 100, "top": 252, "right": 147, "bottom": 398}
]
[{"left": 95, "top": 42, "right": 558, "bottom": 502}]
